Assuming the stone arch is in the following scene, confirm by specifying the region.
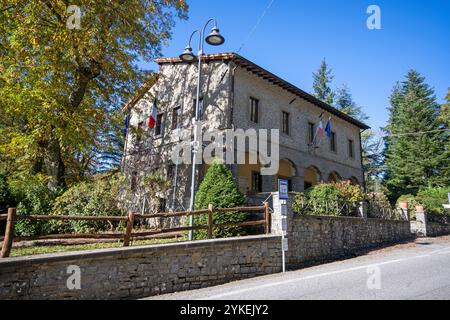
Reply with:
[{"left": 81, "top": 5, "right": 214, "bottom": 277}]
[
  {"left": 276, "top": 159, "right": 298, "bottom": 191},
  {"left": 349, "top": 176, "right": 360, "bottom": 186},
  {"left": 328, "top": 171, "right": 342, "bottom": 183},
  {"left": 304, "top": 166, "right": 322, "bottom": 190}
]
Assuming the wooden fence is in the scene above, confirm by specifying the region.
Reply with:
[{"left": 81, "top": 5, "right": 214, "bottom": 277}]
[{"left": 0, "top": 203, "right": 271, "bottom": 258}]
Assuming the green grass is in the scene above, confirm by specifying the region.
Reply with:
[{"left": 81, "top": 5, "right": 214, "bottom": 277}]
[{"left": 10, "top": 238, "right": 183, "bottom": 257}]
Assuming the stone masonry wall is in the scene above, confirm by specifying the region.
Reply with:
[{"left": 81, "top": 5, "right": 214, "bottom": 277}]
[
  {"left": 0, "top": 235, "right": 281, "bottom": 300},
  {"left": 412, "top": 211, "right": 450, "bottom": 238},
  {"left": 232, "top": 66, "right": 365, "bottom": 189},
  {"left": 425, "top": 222, "right": 450, "bottom": 237},
  {"left": 286, "top": 215, "right": 413, "bottom": 268},
  {"left": 271, "top": 193, "right": 414, "bottom": 269}
]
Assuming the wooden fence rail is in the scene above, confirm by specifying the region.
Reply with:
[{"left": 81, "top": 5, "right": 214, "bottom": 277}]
[{"left": 0, "top": 202, "right": 270, "bottom": 258}]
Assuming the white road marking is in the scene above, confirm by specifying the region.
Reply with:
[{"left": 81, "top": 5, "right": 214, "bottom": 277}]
[
  {"left": 201, "top": 247, "right": 450, "bottom": 300},
  {"left": 201, "top": 260, "right": 404, "bottom": 300}
]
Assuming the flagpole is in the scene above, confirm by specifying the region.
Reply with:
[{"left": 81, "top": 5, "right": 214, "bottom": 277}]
[{"left": 310, "top": 113, "right": 325, "bottom": 149}]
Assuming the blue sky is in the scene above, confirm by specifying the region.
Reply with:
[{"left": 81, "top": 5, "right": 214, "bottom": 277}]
[{"left": 141, "top": 0, "right": 450, "bottom": 132}]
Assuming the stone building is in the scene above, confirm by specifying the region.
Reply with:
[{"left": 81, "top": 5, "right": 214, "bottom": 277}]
[{"left": 121, "top": 53, "right": 369, "bottom": 212}]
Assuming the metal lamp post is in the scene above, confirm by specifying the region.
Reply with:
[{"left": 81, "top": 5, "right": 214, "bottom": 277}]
[{"left": 179, "top": 18, "right": 225, "bottom": 241}]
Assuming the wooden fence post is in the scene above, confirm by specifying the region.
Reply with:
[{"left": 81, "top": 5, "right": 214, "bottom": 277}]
[
  {"left": 264, "top": 202, "right": 271, "bottom": 234},
  {"left": 1, "top": 208, "right": 17, "bottom": 258},
  {"left": 123, "top": 212, "right": 135, "bottom": 247},
  {"left": 207, "top": 204, "right": 214, "bottom": 239}
]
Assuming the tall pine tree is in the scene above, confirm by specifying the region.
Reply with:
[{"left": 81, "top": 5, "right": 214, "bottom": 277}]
[
  {"left": 440, "top": 88, "right": 450, "bottom": 128},
  {"left": 335, "top": 85, "right": 368, "bottom": 121},
  {"left": 333, "top": 85, "right": 381, "bottom": 191},
  {"left": 383, "top": 70, "right": 449, "bottom": 201},
  {"left": 312, "top": 59, "right": 335, "bottom": 105}
]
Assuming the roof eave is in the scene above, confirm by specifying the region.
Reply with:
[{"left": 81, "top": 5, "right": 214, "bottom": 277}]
[{"left": 153, "top": 53, "right": 370, "bottom": 130}]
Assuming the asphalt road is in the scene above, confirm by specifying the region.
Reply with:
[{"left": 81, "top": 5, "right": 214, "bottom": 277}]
[{"left": 147, "top": 236, "right": 450, "bottom": 300}]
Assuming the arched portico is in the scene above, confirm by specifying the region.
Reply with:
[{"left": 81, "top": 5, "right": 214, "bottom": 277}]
[
  {"left": 328, "top": 171, "right": 342, "bottom": 183},
  {"left": 304, "top": 166, "right": 322, "bottom": 190}
]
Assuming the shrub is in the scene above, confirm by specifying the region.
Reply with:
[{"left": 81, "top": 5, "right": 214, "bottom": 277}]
[
  {"left": 8, "top": 174, "right": 61, "bottom": 236},
  {"left": 303, "top": 183, "right": 345, "bottom": 216},
  {"left": 335, "top": 181, "right": 364, "bottom": 203},
  {"left": 293, "top": 181, "right": 363, "bottom": 216},
  {"left": 416, "top": 187, "right": 450, "bottom": 216},
  {"left": 193, "top": 160, "right": 246, "bottom": 239},
  {"left": 366, "top": 192, "right": 398, "bottom": 219},
  {"left": 292, "top": 192, "right": 306, "bottom": 214},
  {"left": 51, "top": 172, "right": 125, "bottom": 234},
  {"left": 395, "top": 194, "right": 418, "bottom": 220}
]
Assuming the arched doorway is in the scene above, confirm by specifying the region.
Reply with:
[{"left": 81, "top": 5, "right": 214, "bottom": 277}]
[
  {"left": 304, "top": 166, "right": 322, "bottom": 191},
  {"left": 349, "top": 176, "right": 360, "bottom": 186},
  {"left": 276, "top": 159, "right": 297, "bottom": 192},
  {"left": 328, "top": 171, "right": 342, "bottom": 183}
]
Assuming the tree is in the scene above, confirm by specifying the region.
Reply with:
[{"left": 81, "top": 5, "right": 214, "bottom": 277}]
[
  {"left": 0, "top": 1, "right": 188, "bottom": 188},
  {"left": 312, "top": 59, "right": 335, "bottom": 105},
  {"left": 0, "top": 173, "right": 12, "bottom": 213},
  {"left": 383, "top": 70, "right": 449, "bottom": 201},
  {"left": 193, "top": 161, "right": 246, "bottom": 239},
  {"left": 333, "top": 85, "right": 380, "bottom": 191},
  {"left": 361, "top": 130, "right": 383, "bottom": 192},
  {"left": 439, "top": 88, "right": 450, "bottom": 128},
  {"left": 335, "top": 85, "right": 368, "bottom": 122}
]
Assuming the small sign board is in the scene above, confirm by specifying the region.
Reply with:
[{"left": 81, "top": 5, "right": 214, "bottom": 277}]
[
  {"left": 278, "top": 179, "right": 289, "bottom": 200},
  {"left": 281, "top": 217, "right": 288, "bottom": 232},
  {"left": 282, "top": 238, "right": 289, "bottom": 252},
  {"left": 448, "top": 193, "right": 450, "bottom": 204},
  {"left": 281, "top": 205, "right": 288, "bottom": 216}
]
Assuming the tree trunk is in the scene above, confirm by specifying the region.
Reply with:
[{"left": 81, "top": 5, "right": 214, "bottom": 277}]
[{"left": 45, "top": 133, "right": 66, "bottom": 189}]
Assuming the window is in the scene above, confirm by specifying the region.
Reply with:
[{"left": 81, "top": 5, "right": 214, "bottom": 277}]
[
  {"left": 330, "top": 132, "right": 337, "bottom": 152},
  {"left": 251, "top": 171, "right": 262, "bottom": 193},
  {"left": 348, "top": 139, "right": 355, "bottom": 158},
  {"left": 155, "top": 113, "right": 164, "bottom": 136},
  {"left": 172, "top": 106, "right": 182, "bottom": 130},
  {"left": 136, "top": 121, "right": 144, "bottom": 143},
  {"left": 282, "top": 111, "right": 290, "bottom": 135},
  {"left": 250, "top": 97, "right": 259, "bottom": 123},
  {"left": 308, "top": 122, "right": 315, "bottom": 144},
  {"left": 192, "top": 98, "right": 204, "bottom": 120}
]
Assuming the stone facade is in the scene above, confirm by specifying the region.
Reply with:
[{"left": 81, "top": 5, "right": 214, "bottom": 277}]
[
  {"left": 0, "top": 235, "right": 281, "bottom": 300},
  {"left": 121, "top": 53, "right": 369, "bottom": 213},
  {"left": 232, "top": 66, "right": 366, "bottom": 193}
]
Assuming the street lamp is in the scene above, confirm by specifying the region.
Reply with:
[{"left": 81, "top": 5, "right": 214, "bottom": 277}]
[{"left": 179, "top": 18, "right": 225, "bottom": 241}]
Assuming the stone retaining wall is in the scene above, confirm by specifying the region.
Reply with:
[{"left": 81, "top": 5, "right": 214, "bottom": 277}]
[
  {"left": 285, "top": 215, "right": 413, "bottom": 268},
  {"left": 272, "top": 193, "right": 414, "bottom": 269},
  {"left": 425, "top": 222, "right": 450, "bottom": 237},
  {"left": 0, "top": 235, "right": 282, "bottom": 300},
  {"left": 3, "top": 196, "right": 448, "bottom": 300},
  {"left": 413, "top": 211, "right": 450, "bottom": 237}
]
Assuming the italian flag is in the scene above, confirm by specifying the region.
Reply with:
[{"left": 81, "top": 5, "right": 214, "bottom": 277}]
[
  {"left": 317, "top": 120, "right": 324, "bottom": 141},
  {"left": 148, "top": 97, "right": 158, "bottom": 129}
]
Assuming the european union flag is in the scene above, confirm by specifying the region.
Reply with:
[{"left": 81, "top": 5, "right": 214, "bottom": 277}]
[{"left": 325, "top": 119, "right": 332, "bottom": 138}]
